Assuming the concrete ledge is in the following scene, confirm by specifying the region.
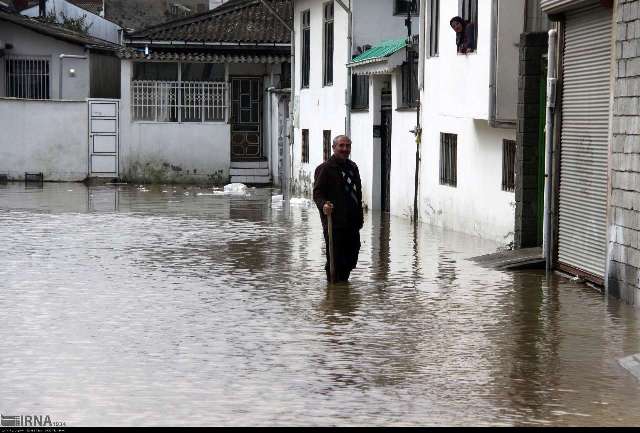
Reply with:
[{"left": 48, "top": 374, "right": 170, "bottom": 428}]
[{"left": 619, "top": 353, "right": 640, "bottom": 382}]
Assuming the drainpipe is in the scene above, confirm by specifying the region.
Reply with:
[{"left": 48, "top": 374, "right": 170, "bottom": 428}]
[
  {"left": 267, "top": 86, "right": 275, "bottom": 180},
  {"left": 258, "top": 0, "right": 293, "bottom": 201},
  {"left": 59, "top": 54, "right": 87, "bottom": 99},
  {"left": 335, "top": 0, "right": 352, "bottom": 136},
  {"left": 411, "top": 0, "right": 426, "bottom": 224},
  {"left": 543, "top": 29, "right": 558, "bottom": 273},
  {"left": 488, "top": 0, "right": 498, "bottom": 127}
]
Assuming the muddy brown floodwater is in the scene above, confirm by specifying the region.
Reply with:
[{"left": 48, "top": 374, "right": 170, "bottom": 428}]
[{"left": 1, "top": 183, "right": 639, "bottom": 426}]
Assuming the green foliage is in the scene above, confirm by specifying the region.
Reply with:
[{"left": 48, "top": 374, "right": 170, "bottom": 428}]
[{"left": 39, "top": 10, "right": 93, "bottom": 34}]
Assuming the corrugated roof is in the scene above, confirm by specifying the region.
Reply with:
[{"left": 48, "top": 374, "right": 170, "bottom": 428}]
[
  {"left": 0, "top": 10, "right": 120, "bottom": 50},
  {"left": 350, "top": 38, "right": 406, "bottom": 65},
  {"left": 127, "top": 0, "right": 291, "bottom": 44}
]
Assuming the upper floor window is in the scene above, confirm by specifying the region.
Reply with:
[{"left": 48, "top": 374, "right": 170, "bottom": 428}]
[
  {"left": 428, "top": 0, "right": 440, "bottom": 57},
  {"left": 301, "top": 10, "right": 311, "bottom": 88},
  {"left": 5, "top": 56, "right": 50, "bottom": 100},
  {"left": 400, "top": 50, "right": 419, "bottom": 108},
  {"left": 450, "top": 0, "right": 477, "bottom": 54},
  {"left": 323, "top": 2, "right": 334, "bottom": 86},
  {"left": 394, "top": 0, "right": 419, "bottom": 15}
]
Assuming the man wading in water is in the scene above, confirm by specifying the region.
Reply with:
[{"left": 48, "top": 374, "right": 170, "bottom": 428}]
[{"left": 313, "top": 135, "right": 364, "bottom": 283}]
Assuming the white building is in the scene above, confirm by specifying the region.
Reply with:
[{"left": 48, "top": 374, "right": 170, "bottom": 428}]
[
  {"left": 418, "top": 0, "right": 524, "bottom": 243},
  {"left": 119, "top": 0, "right": 291, "bottom": 184},
  {"left": 291, "top": 0, "right": 418, "bottom": 214},
  {"left": 0, "top": 8, "right": 121, "bottom": 181}
]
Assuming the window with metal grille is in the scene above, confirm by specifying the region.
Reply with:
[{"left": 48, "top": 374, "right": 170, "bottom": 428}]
[
  {"left": 351, "top": 74, "right": 369, "bottom": 110},
  {"left": 394, "top": 0, "right": 418, "bottom": 15},
  {"left": 323, "top": 130, "right": 331, "bottom": 161},
  {"left": 4, "top": 56, "right": 50, "bottom": 100},
  {"left": 302, "top": 129, "right": 310, "bottom": 163},
  {"left": 458, "top": 0, "right": 478, "bottom": 52},
  {"left": 323, "top": 2, "right": 334, "bottom": 86},
  {"left": 301, "top": 10, "right": 311, "bottom": 88},
  {"left": 401, "top": 50, "right": 419, "bottom": 108},
  {"left": 440, "top": 133, "right": 457, "bottom": 187},
  {"left": 131, "top": 62, "right": 227, "bottom": 122},
  {"left": 502, "top": 139, "right": 516, "bottom": 192},
  {"left": 428, "top": 0, "right": 440, "bottom": 57}
]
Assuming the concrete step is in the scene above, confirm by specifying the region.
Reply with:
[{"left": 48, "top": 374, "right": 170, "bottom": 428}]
[
  {"left": 231, "top": 160, "right": 269, "bottom": 169},
  {"left": 230, "top": 175, "right": 272, "bottom": 185},
  {"left": 230, "top": 168, "right": 269, "bottom": 177}
]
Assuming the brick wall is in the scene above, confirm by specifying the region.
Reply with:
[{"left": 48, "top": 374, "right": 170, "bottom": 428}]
[
  {"left": 610, "top": 0, "right": 640, "bottom": 305},
  {"left": 515, "top": 32, "right": 548, "bottom": 249}
]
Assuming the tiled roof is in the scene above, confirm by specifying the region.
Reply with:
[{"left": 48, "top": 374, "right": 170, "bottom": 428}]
[
  {"left": 0, "top": 10, "right": 119, "bottom": 50},
  {"left": 127, "top": 0, "right": 291, "bottom": 44},
  {"left": 120, "top": 47, "right": 289, "bottom": 63},
  {"left": 350, "top": 38, "right": 407, "bottom": 65}
]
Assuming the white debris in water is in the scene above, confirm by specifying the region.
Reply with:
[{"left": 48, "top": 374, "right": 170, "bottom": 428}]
[
  {"left": 137, "top": 186, "right": 150, "bottom": 192},
  {"left": 224, "top": 183, "right": 249, "bottom": 195},
  {"left": 196, "top": 193, "right": 217, "bottom": 196},
  {"left": 271, "top": 195, "right": 313, "bottom": 208}
]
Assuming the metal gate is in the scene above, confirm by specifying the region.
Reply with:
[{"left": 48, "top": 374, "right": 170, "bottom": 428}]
[
  {"left": 88, "top": 99, "right": 119, "bottom": 177},
  {"left": 556, "top": 5, "right": 612, "bottom": 281}
]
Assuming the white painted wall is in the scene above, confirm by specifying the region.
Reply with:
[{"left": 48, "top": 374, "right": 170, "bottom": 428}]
[
  {"left": 426, "top": 0, "right": 493, "bottom": 120},
  {"left": 119, "top": 60, "right": 231, "bottom": 183},
  {"left": 0, "top": 21, "right": 90, "bottom": 99},
  {"left": 22, "top": 0, "right": 121, "bottom": 43},
  {"left": 292, "top": 0, "right": 350, "bottom": 194},
  {"left": 352, "top": 0, "right": 419, "bottom": 49},
  {"left": 419, "top": 0, "right": 517, "bottom": 244},
  {"left": 0, "top": 98, "right": 88, "bottom": 181}
]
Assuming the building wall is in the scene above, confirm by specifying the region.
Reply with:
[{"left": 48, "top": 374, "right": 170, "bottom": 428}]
[
  {"left": 22, "top": 0, "right": 122, "bottom": 43},
  {"left": 514, "top": 32, "right": 548, "bottom": 249},
  {"left": 609, "top": 0, "right": 640, "bottom": 305},
  {"left": 293, "top": 0, "right": 350, "bottom": 195},
  {"left": 0, "top": 98, "right": 88, "bottom": 181},
  {"left": 351, "top": 0, "right": 418, "bottom": 49},
  {"left": 0, "top": 21, "right": 90, "bottom": 100},
  {"left": 419, "top": 0, "right": 516, "bottom": 244},
  {"left": 119, "top": 60, "right": 231, "bottom": 184}
]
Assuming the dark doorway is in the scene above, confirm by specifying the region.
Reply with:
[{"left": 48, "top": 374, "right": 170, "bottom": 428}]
[
  {"left": 380, "top": 106, "right": 392, "bottom": 213},
  {"left": 230, "top": 77, "right": 262, "bottom": 161}
]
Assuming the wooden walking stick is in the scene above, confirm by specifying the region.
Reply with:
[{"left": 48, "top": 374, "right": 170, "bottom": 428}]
[{"left": 327, "top": 204, "right": 336, "bottom": 284}]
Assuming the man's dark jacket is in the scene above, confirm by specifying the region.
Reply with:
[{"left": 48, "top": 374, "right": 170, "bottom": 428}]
[{"left": 313, "top": 155, "right": 364, "bottom": 231}]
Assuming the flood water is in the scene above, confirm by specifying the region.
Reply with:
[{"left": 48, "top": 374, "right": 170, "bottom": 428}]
[{"left": 1, "top": 182, "right": 639, "bottom": 427}]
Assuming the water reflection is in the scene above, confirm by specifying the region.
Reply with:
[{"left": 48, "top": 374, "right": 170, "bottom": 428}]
[{"left": 0, "top": 182, "right": 639, "bottom": 427}]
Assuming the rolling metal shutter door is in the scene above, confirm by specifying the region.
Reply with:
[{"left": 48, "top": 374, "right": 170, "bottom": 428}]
[{"left": 557, "top": 5, "right": 612, "bottom": 280}]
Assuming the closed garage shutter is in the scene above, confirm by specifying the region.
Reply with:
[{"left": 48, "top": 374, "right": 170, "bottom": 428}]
[{"left": 557, "top": 4, "right": 612, "bottom": 281}]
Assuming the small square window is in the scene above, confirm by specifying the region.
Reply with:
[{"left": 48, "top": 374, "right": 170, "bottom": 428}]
[{"left": 394, "top": 0, "right": 419, "bottom": 15}]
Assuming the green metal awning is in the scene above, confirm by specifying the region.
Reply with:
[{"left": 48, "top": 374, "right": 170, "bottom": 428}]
[{"left": 349, "top": 38, "right": 407, "bottom": 66}]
